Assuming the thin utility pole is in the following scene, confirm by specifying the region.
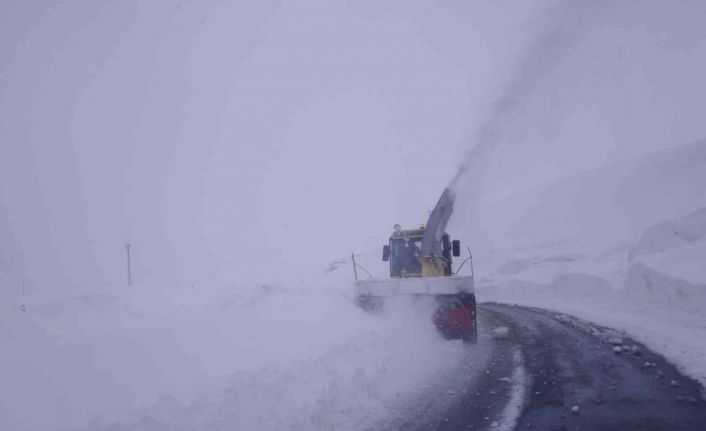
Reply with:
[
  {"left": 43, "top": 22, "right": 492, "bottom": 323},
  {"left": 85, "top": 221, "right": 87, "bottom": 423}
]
[
  {"left": 351, "top": 253, "right": 358, "bottom": 281},
  {"left": 125, "top": 244, "right": 132, "bottom": 286}
]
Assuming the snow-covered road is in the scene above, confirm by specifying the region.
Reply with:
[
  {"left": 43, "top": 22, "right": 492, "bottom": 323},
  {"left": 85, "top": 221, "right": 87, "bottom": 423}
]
[{"left": 394, "top": 304, "right": 706, "bottom": 431}]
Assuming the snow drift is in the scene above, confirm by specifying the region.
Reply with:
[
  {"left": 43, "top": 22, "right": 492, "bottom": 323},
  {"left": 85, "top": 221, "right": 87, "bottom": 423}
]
[{"left": 0, "top": 281, "right": 471, "bottom": 431}]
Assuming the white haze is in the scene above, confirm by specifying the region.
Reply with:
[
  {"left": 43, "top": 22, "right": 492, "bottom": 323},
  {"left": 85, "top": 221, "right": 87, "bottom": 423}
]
[
  {"left": 3, "top": 1, "right": 706, "bottom": 430},
  {"left": 0, "top": 0, "right": 550, "bottom": 290},
  {"left": 450, "top": 0, "right": 706, "bottom": 207}
]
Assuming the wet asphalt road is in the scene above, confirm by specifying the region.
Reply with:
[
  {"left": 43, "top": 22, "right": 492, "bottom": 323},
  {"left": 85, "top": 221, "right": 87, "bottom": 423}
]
[{"left": 393, "top": 303, "right": 706, "bottom": 431}]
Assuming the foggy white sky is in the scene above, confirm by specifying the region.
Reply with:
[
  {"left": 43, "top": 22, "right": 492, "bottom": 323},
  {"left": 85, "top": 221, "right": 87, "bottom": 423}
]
[
  {"left": 0, "top": 1, "right": 550, "bottom": 289},
  {"left": 449, "top": 1, "right": 706, "bottom": 195},
  {"left": 2, "top": 1, "right": 705, "bottom": 290}
]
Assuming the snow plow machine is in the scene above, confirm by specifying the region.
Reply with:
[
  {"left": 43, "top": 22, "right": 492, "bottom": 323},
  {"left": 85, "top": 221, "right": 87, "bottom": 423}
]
[{"left": 354, "top": 189, "right": 477, "bottom": 343}]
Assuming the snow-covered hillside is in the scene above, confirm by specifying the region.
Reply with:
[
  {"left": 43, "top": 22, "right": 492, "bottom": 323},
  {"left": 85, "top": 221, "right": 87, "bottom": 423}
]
[{"left": 465, "top": 141, "right": 706, "bottom": 387}]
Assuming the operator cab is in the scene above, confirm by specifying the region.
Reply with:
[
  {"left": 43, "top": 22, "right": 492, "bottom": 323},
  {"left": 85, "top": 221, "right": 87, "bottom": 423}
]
[{"left": 382, "top": 224, "right": 461, "bottom": 278}]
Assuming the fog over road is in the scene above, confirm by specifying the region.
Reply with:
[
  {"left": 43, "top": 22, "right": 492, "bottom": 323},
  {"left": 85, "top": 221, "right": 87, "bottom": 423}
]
[{"left": 385, "top": 304, "right": 706, "bottom": 431}]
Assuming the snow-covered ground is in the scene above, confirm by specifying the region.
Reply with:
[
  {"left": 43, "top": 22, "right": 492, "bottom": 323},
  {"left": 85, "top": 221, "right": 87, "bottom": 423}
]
[
  {"left": 466, "top": 141, "right": 706, "bottom": 388},
  {"left": 0, "top": 278, "right": 474, "bottom": 431},
  {"left": 3, "top": 0, "right": 706, "bottom": 429}
]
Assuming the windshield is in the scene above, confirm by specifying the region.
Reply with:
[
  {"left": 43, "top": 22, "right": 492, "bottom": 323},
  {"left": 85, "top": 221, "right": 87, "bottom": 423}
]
[{"left": 390, "top": 238, "right": 422, "bottom": 277}]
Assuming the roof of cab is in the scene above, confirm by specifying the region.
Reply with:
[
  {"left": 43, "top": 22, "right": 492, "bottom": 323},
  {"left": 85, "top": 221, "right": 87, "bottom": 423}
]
[{"left": 390, "top": 228, "right": 425, "bottom": 239}]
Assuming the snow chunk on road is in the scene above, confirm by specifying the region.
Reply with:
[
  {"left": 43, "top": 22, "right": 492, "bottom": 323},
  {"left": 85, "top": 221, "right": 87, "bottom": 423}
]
[{"left": 492, "top": 326, "right": 510, "bottom": 339}]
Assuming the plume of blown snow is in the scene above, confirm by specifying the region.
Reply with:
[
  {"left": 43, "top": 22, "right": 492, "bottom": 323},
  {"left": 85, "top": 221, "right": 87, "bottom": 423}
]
[{"left": 447, "top": 1, "right": 599, "bottom": 198}]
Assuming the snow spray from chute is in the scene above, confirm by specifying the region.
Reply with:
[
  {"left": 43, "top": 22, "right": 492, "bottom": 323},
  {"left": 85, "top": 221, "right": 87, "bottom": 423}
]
[{"left": 421, "top": 1, "right": 599, "bottom": 256}]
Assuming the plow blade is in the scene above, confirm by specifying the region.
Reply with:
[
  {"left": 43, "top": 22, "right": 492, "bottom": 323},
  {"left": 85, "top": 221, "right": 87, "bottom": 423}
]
[
  {"left": 354, "top": 275, "right": 474, "bottom": 297},
  {"left": 355, "top": 275, "right": 477, "bottom": 343}
]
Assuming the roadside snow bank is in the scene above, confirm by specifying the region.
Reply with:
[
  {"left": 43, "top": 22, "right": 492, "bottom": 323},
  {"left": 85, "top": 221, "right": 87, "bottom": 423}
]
[
  {"left": 629, "top": 207, "right": 706, "bottom": 261},
  {"left": 551, "top": 273, "right": 614, "bottom": 301},
  {"left": 628, "top": 207, "right": 706, "bottom": 287},
  {"left": 0, "top": 283, "right": 468, "bottom": 431},
  {"left": 625, "top": 262, "right": 706, "bottom": 315},
  {"left": 623, "top": 207, "right": 706, "bottom": 315},
  {"left": 470, "top": 145, "right": 706, "bottom": 387}
]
